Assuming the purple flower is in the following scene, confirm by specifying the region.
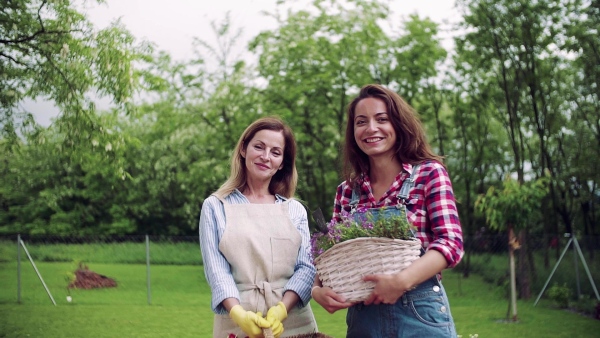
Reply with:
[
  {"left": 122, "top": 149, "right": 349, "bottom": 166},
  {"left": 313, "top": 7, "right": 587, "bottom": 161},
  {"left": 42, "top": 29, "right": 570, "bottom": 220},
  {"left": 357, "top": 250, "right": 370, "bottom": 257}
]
[
  {"left": 310, "top": 209, "right": 413, "bottom": 260},
  {"left": 356, "top": 206, "right": 368, "bottom": 213}
]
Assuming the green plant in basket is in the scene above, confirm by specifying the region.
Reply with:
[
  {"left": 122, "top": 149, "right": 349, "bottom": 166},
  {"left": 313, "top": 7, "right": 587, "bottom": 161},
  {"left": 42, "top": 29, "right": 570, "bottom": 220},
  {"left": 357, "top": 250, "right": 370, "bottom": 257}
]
[{"left": 310, "top": 208, "right": 416, "bottom": 260}]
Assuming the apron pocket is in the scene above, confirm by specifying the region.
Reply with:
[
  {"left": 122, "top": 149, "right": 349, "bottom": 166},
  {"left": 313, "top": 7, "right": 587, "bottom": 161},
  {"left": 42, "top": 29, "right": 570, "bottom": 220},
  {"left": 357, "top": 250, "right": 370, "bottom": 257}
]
[{"left": 270, "top": 237, "right": 299, "bottom": 278}]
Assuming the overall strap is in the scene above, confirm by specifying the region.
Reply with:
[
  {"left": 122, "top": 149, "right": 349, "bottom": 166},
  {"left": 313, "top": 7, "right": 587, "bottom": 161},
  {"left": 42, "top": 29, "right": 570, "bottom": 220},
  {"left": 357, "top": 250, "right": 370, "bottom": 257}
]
[
  {"left": 397, "top": 164, "right": 425, "bottom": 254},
  {"left": 351, "top": 165, "right": 421, "bottom": 206},
  {"left": 397, "top": 164, "right": 420, "bottom": 202},
  {"left": 350, "top": 186, "right": 360, "bottom": 206}
]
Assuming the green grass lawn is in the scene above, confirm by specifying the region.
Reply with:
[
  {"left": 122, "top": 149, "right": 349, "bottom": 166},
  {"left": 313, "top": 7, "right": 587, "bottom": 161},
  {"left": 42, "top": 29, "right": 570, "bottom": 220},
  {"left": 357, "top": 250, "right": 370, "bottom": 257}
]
[
  {"left": 1, "top": 261, "right": 599, "bottom": 337},
  {"left": 447, "top": 272, "right": 600, "bottom": 337}
]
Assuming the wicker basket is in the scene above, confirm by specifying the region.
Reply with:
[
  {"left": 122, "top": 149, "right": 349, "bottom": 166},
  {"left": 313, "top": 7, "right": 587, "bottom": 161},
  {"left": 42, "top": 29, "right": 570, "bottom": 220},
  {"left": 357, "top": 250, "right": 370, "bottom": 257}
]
[{"left": 314, "top": 237, "right": 421, "bottom": 303}]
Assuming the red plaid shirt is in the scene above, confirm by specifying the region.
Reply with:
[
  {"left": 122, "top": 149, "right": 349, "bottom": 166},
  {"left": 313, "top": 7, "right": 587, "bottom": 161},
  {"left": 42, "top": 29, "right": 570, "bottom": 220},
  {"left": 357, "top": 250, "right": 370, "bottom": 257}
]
[{"left": 332, "top": 161, "right": 464, "bottom": 268}]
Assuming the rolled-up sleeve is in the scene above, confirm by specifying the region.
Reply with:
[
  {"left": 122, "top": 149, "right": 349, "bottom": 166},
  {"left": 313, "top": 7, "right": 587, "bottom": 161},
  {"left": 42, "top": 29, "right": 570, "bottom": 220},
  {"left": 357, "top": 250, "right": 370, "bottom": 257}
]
[
  {"left": 199, "top": 196, "right": 239, "bottom": 314},
  {"left": 283, "top": 199, "right": 317, "bottom": 307},
  {"left": 424, "top": 164, "right": 464, "bottom": 268}
]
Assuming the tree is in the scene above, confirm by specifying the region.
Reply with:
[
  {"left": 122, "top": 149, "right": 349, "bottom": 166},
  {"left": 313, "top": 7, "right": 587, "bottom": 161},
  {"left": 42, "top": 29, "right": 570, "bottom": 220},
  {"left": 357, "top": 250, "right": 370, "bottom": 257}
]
[
  {"left": 0, "top": 110, "right": 135, "bottom": 235},
  {"left": 116, "top": 14, "right": 263, "bottom": 235},
  {"left": 393, "top": 16, "right": 449, "bottom": 156},
  {"left": 1, "top": 0, "right": 149, "bottom": 138},
  {"left": 476, "top": 175, "right": 549, "bottom": 320},
  {"left": 564, "top": 0, "right": 600, "bottom": 250},
  {"left": 455, "top": 0, "right": 597, "bottom": 295},
  {"left": 1, "top": 0, "right": 149, "bottom": 235},
  {"left": 250, "top": 0, "right": 450, "bottom": 212},
  {"left": 445, "top": 57, "right": 513, "bottom": 276}
]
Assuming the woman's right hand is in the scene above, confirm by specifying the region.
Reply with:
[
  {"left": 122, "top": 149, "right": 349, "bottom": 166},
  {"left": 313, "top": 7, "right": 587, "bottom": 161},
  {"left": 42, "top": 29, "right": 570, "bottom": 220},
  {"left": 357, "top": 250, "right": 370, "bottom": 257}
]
[
  {"left": 229, "top": 305, "right": 270, "bottom": 337},
  {"left": 311, "top": 286, "right": 354, "bottom": 313}
]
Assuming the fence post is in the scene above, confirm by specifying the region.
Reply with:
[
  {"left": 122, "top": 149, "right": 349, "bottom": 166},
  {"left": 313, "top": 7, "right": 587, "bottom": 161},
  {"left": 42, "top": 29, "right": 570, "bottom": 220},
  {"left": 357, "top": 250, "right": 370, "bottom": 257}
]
[
  {"left": 574, "top": 237, "right": 581, "bottom": 298},
  {"left": 17, "top": 234, "right": 21, "bottom": 304},
  {"left": 19, "top": 238, "right": 56, "bottom": 306},
  {"left": 146, "top": 235, "right": 152, "bottom": 305}
]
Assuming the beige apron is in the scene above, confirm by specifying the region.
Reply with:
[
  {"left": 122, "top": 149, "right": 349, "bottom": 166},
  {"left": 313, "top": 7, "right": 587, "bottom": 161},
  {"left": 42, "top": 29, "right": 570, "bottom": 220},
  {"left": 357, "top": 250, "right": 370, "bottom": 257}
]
[{"left": 213, "top": 196, "right": 317, "bottom": 338}]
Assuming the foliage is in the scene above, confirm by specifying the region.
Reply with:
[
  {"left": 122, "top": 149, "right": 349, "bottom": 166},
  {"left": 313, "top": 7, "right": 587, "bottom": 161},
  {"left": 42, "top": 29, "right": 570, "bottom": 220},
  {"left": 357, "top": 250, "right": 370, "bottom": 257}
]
[
  {"left": 454, "top": 0, "right": 599, "bottom": 240},
  {"left": 0, "top": 0, "right": 599, "bottom": 250},
  {"left": 310, "top": 208, "right": 415, "bottom": 259},
  {"left": 120, "top": 15, "right": 262, "bottom": 235},
  {"left": 0, "top": 111, "right": 135, "bottom": 236},
  {"left": 0, "top": 0, "right": 150, "bottom": 235},
  {"left": 454, "top": 248, "right": 600, "bottom": 304},
  {"left": 475, "top": 174, "right": 550, "bottom": 231},
  {"left": 64, "top": 259, "right": 78, "bottom": 291},
  {"left": 548, "top": 283, "right": 572, "bottom": 309},
  {"left": 249, "top": 0, "right": 448, "bottom": 210},
  {"left": 0, "top": 0, "right": 150, "bottom": 136},
  {"left": 569, "top": 294, "right": 600, "bottom": 318},
  {"left": 474, "top": 173, "right": 551, "bottom": 303}
]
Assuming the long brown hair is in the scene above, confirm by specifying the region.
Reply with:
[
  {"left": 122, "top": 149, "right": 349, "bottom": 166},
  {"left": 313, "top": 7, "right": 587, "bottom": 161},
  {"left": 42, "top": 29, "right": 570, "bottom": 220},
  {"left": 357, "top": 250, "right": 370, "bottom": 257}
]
[
  {"left": 214, "top": 116, "right": 298, "bottom": 198},
  {"left": 342, "top": 84, "right": 443, "bottom": 186}
]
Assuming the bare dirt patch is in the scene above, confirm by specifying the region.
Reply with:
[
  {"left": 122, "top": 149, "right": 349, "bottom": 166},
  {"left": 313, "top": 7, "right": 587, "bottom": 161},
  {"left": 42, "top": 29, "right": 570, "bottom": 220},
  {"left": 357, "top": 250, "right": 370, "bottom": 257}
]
[{"left": 68, "top": 263, "right": 117, "bottom": 289}]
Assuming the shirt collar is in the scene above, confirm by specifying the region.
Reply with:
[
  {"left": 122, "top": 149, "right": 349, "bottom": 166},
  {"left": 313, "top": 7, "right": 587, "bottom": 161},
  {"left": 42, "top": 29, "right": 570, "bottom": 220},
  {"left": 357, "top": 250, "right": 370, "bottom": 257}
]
[{"left": 403, "top": 163, "right": 414, "bottom": 176}]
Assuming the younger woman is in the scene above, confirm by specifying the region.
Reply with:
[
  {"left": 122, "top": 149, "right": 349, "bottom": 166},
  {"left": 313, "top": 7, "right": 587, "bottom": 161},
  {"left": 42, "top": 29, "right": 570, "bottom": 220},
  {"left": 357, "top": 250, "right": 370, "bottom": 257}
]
[{"left": 311, "top": 84, "right": 463, "bottom": 337}]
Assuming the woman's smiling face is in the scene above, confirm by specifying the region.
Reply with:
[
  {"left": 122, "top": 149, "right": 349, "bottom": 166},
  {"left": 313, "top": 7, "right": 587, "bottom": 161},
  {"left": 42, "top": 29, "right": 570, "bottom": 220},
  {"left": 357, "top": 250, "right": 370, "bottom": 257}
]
[
  {"left": 353, "top": 97, "right": 397, "bottom": 160},
  {"left": 241, "top": 129, "right": 285, "bottom": 182}
]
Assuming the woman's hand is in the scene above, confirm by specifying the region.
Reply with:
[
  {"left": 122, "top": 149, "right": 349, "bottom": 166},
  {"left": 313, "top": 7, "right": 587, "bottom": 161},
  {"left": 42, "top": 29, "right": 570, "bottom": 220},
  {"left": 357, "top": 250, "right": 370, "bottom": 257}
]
[
  {"left": 266, "top": 302, "right": 287, "bottom": 337},
  {"left": 363, "top": 251, "right": 448, "bottom": 305},
  {"left": 229, "top": 305, "right": 270, "bottom": 337},
  {"left": 311, "top": 286, "right": 354, "bottom": 313},
  {"left": 362, "top": 273, "right": 409, "bottom": 305}
]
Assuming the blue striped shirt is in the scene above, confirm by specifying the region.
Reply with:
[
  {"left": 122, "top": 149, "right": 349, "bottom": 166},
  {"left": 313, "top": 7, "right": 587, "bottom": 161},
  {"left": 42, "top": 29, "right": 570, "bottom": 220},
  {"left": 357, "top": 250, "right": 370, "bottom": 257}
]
[{"left": 199, "top": 189, "right": 316, "bottom": 314}]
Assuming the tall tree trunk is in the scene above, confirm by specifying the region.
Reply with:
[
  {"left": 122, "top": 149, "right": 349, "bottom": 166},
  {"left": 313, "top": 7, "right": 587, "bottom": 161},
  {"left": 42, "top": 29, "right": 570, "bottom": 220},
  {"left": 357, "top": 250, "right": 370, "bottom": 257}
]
[
  {"left": 518, "top": 229, "right": 532, "bottom": 299},
  {"left": 508, "top": 225, "right": 519, "bottom": 321}
]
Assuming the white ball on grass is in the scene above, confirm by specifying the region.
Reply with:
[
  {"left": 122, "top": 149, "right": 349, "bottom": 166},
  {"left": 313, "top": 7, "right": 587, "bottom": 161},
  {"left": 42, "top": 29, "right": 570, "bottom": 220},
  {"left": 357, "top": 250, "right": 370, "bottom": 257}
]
[{"left": 66, "top": 296, "right": 72, "bottom": 302}]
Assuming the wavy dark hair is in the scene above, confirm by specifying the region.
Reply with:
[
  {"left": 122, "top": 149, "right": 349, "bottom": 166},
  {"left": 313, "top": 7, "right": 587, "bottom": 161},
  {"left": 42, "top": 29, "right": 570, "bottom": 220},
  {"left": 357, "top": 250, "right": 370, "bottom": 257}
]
[{"left": 342, "top": 84, "right": 444, "bottom": 186}]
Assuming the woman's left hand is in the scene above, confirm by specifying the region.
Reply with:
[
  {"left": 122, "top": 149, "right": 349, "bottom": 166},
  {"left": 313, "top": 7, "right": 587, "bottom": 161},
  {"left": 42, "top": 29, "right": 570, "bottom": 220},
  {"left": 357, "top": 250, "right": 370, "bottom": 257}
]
[
  {"left": 363, "top": 251, "right": 447, "bottom": 305},
  {"left": 266, "top": 302, "right": 287, "bottom": 337},
  {"left": 312, "top": 286, "right": 354, "bottom": 313},
  {"left": 362, "top": 273, "right": 409, "bottom": 305}
]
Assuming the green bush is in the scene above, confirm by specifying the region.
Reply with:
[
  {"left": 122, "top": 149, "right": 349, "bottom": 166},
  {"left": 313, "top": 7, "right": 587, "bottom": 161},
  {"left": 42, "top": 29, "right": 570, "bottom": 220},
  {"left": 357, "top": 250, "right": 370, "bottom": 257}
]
[
  {"left": 569, "top": 295, "right": 599, "bottom": 318},
  {"left": 548, "top": 283, "right": 571, "bottom": 308}
]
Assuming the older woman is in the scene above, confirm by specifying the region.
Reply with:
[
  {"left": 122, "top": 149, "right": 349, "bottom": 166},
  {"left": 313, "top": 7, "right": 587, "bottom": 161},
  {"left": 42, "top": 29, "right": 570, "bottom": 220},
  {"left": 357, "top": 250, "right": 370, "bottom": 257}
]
[{"left": 200, "top": 116, "right": 317, "bottom": 338}]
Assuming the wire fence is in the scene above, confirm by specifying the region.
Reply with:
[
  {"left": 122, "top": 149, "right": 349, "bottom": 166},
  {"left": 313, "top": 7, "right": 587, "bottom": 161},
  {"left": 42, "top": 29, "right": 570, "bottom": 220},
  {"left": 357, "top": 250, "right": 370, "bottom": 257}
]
[
  {"left": 0, "top": 234, "right": 204, "bottom": 306},
  {"left": 465, "top": 231, "right": 600, "bottom": 254},
  {"left": 1, "top": 233, "right": 599, "bottom": 306},
  {"left": 460, "top": 232, "right": 600, "bottom": 304},
  {"left": 0, "top": 234, "right": 201, "bottom": 265}
]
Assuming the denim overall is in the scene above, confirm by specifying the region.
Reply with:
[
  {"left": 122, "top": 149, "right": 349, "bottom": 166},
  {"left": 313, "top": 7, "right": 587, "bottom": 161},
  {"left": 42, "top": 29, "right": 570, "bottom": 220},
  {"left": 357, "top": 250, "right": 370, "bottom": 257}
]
[{"left": 345, "top": 166, "right": 457, "bottom": 338}]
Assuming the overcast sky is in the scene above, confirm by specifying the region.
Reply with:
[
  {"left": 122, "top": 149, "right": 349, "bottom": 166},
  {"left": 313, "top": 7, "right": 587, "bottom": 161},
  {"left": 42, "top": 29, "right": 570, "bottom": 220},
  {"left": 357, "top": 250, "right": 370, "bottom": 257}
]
[
  {"left": 30, "top": 0, "right": 460, "bottom": 126},
  {"left": 86, "top": 0, "right": 459, "bottom": 61}
]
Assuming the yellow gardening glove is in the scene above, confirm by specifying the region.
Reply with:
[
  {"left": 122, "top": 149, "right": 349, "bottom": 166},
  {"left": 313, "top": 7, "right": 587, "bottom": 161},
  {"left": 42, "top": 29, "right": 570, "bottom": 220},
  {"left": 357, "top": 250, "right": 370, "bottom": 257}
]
[
  {"left": 229, "top": 305, "right": 270, "bottom": 338},
  {"left": 266, "top": 302, "right": 288, "bottom": 338}
]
